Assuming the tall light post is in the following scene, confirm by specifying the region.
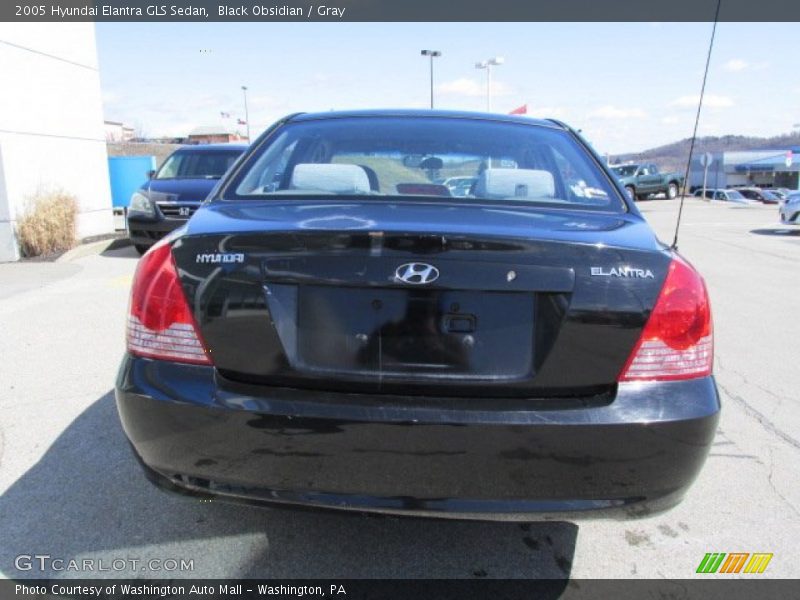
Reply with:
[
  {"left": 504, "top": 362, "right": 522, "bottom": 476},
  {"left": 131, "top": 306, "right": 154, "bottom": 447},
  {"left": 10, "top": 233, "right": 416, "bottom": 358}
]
[
  {"left": 241, "top": 85, "right": 250, "bottom": 141},
  {"left": 474, "top": 56, "right": 504, "bottom": 112},
  {"left": 420, "top": 50, "right": 441, "bottom": 109}
]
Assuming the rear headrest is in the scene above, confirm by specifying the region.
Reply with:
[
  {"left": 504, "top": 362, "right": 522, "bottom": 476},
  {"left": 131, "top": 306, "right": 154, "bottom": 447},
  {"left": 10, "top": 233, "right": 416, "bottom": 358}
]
[
  {"left": 473, "top": 168, "right": 555, "bottom": 200},
  {"left": 290, "top": 163, "right": 371, "bottom": 194}
]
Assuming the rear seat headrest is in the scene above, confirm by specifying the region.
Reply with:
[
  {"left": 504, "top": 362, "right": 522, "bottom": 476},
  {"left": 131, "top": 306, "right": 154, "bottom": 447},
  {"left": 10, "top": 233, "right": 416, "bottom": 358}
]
[
  {"left": 290, "top": 163, "right": 372, "bottom": 194},
  {"left": 473, "top": 168, "right": 555, "bottom": 199}
]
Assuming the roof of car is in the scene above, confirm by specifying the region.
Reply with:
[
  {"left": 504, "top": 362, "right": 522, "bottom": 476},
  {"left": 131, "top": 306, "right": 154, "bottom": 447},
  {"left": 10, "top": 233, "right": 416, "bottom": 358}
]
[
  {"left": 176, "top": 143, "right": 249, "bottom": 152},
  {"left": 287, "top": 109, "right": 564, "bottom": 129}
]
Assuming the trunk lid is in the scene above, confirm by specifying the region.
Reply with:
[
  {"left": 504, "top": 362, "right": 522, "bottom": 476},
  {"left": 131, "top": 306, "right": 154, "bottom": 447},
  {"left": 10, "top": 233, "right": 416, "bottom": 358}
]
[{"left": 171, "top": 200, "right": 670, "bottom": 397}]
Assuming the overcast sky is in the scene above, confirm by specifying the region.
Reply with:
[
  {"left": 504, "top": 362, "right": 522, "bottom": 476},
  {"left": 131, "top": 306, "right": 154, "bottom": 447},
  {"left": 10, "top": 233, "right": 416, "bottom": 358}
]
[{"left": 96, "top": 22, "right": 796, "bottom": 154}]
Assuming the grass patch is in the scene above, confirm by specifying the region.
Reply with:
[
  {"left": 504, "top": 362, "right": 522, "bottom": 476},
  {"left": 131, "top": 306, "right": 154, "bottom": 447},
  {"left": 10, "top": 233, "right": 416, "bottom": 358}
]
[{"left": 16, "top": 190, "right": 78, "bottom": 258}]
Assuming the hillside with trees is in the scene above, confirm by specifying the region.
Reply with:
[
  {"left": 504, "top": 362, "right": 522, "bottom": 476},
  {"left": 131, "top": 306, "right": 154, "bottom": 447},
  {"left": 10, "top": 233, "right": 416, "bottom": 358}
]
[{"left": 611, "top": 131, "right": 800, "bottom": 172}]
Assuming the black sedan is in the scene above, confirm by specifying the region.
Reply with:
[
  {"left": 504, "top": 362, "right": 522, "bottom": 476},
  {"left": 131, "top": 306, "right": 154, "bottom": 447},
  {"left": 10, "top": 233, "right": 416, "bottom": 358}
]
[{"left": 115, "top": 110, "right": 719, "bottom": 520}]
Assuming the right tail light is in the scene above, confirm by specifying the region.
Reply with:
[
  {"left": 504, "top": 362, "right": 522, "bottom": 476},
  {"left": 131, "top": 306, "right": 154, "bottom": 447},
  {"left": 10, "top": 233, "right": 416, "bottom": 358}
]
[{"left": 619, "top": 255, "right": 713, "bottom": 382}]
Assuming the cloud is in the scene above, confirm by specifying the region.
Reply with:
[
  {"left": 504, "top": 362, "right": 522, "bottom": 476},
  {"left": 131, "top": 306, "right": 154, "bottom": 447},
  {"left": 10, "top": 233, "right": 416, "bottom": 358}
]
[
  {"left": 588, "top": 105, "right": 646, "bottom": 119},
  {"left": 436, "top": 78, "right": 510, "bottom": 97},
  {"left": 526, "top": 106, "right": 568, "bottom": 119},
  {"left": 723, "top": 59, "right": 749, "bottom": 72},
  {"left": 661, "top": 115, "right": 680, "bottom": 125},
  {"left": 669, "top": 94, "right": 734, "bottom": 109},
  {"left": 722, "top": 59, "right": 769, "bottom": 73}
]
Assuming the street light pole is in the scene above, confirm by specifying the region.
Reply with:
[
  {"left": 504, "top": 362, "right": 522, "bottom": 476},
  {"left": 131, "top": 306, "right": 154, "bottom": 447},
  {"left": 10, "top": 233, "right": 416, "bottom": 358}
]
[
  {"left": 420, "top": 50, "right": 441, "bottom": 109},
  {"left": 241, "top": 85, "right": 250, "bottom": 141},
  {"left": 475, "top": 56, "right": 504, "bottom": 112}
]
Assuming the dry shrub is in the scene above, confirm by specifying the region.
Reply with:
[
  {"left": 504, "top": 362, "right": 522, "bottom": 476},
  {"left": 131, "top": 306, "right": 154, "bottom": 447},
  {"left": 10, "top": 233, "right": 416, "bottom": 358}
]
[{"left": 16, "top": 191, "right": 79, "bottom": 257}]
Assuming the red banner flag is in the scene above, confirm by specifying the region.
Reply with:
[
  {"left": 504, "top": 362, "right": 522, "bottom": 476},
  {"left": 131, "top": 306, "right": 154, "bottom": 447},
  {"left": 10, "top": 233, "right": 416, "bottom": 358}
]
[{"left": 509, "top": 104, "right": 527, "bottom": 115}]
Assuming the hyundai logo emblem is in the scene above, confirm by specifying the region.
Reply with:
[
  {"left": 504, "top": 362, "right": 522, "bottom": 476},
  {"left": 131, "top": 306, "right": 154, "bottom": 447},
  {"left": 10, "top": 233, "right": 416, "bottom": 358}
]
[{"left": 395, "top": 262, "right": 440, "bottom": 285}]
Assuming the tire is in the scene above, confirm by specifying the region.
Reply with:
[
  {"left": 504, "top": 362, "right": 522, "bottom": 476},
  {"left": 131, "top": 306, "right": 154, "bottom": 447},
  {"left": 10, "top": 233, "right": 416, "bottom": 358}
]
[
  {"left": 666, "top": 182, "right": 678, "bottom": 199},
  {"left": 625, "top": 186, "right": 636, "bottom": 200},
  {"left": 134, "top": 244, "right": 150, "bottom": 255}
]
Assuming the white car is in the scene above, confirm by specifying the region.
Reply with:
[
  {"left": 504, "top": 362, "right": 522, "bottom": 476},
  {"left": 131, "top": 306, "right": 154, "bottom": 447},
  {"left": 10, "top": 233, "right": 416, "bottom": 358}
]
[
  {"left": 694, "top": 188, "right": 758, "bottom": 204},
  {"left": 779, "top": 192, "right": 800, "bottom": 226}
]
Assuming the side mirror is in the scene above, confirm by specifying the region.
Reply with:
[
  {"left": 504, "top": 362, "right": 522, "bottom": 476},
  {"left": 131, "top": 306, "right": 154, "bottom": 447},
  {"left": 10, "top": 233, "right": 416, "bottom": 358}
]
[{"left": 147, "top": 169, "right": 156, "bottom": 179}]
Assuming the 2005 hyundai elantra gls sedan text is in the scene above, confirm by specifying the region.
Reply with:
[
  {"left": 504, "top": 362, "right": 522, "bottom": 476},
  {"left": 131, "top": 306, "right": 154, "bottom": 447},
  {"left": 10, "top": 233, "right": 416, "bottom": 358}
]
[{"left": 115, "top": 110, "right": 719, "bottom": 519}]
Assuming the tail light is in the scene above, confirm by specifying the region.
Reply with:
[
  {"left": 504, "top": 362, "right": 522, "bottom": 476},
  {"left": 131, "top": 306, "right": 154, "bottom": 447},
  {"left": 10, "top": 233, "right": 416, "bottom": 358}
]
[
  {"left": 127, "top": 241, "right": 212, "bottom": 365},
  {"left": 619, "top": 255, "right": 712, "bottom": 382}
]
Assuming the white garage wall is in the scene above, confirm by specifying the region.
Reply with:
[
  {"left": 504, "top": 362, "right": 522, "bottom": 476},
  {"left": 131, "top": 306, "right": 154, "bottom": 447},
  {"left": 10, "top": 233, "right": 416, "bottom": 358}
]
[{"left": 0, "top": 23, "right": 113, "bottom": 262}]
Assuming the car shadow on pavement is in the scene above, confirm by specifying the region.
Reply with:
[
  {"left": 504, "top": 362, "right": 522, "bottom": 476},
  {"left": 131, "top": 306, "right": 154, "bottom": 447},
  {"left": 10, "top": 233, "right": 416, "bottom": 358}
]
[
  {"left": 750, "top": 228, "right": 800, "bottom": 237},
  {"left": 0, "top": 391, "right": 578, "bottom": 581},
  {"left": 101, "top": 244, "right": 140, "bottom": 259}
]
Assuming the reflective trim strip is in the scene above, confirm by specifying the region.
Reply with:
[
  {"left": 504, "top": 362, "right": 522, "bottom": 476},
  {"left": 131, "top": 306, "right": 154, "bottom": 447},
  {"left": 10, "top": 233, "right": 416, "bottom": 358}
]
[
  {"left": 625, "top": 335, "right": 712, "bottom": 378},
  {"left": 127, "top": 316, "right": 210, "bottom": 363}
]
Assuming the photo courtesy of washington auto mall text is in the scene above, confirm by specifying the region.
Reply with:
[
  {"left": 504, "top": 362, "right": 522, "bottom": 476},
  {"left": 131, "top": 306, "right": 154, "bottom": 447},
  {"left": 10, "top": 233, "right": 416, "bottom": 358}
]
[{"left": 15, "top": 583, "right": 347, "bottom": 597}]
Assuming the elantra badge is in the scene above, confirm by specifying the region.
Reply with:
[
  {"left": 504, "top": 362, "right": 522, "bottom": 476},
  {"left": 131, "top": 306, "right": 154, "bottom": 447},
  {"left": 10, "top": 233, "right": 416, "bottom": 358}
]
[
  {"left": 395, "top": 262, "right": 440, "bottom": 285},
  {"left": 591, "top": 266, "right": 655, "bottom": 279}
]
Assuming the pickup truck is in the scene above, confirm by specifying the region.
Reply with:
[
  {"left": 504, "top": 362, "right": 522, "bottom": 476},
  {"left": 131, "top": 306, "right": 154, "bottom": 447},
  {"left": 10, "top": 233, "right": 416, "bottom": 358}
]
[{"left": 610, "top": 163, "right": 684, "bottom": 200}]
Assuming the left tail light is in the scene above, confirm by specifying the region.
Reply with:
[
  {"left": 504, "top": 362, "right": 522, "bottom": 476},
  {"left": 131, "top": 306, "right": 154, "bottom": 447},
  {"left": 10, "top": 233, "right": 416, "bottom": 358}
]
[{"left": 127, "top": 241, "right": 212, "bottom": 365}]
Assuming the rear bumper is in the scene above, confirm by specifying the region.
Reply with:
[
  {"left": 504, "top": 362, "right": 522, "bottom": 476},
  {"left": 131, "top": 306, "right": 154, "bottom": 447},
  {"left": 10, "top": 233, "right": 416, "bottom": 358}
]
[{"left": 115, "top": 355, "right": 720, "bottom": 520}]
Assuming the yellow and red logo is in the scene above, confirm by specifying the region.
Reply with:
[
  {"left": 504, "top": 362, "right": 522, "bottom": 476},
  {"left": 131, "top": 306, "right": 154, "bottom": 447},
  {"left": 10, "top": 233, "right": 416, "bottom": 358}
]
[{"left": 696, "top": 553, "right": 773, "bottom": 574}]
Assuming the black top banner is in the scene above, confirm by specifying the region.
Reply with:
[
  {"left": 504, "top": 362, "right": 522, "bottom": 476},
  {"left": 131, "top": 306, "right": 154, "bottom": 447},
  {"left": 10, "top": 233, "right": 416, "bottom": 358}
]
[{"left": 3, "top": 0, "right": 800, "bottom": 22}]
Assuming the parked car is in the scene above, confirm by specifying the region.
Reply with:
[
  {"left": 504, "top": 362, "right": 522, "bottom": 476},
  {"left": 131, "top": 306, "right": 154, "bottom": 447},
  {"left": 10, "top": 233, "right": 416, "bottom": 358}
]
[
  {"left": 439, "top": 176, "right": 478, "bottom": 197},
  {"left": 765, "top": 187, "right": 790, "bottom": 200},
  {"left": 126, "top": 143, "right": 248, "bottom": 254},
  {"left": 115, "top": 110, "right": 719, "bottom": 520},
  {"left": 610, "top": 163, "right": 684, "bottom": 200},
  {"left": 693, "top": 188, "right": 753, "bottom": 203},
  {"left": 736, "top": 188, "right": 781, "bottom": 204},
  {"left": 779, "top": 192, "right": 800, "bottom": 226}
]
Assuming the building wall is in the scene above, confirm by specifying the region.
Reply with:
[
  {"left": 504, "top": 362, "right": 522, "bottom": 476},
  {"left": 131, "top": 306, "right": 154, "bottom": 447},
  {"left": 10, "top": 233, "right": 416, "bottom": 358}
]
[
  {"left": 105, "top": 121, "right": 124, "bottom": 142},
  {"left": 105, "top": 121, "right": 136, "bottom": 142},
  {"left": 689, "top": 150, "right": 800, "bottom": 191},
  {"left": 187, "top": 134, "right": 239, "bottom": 144},
  {"left": 689, "top": 153, "right": 726, "bottom": 191},
  {"left": 0, "top": 23, "right": 113, "bottom": 261}
]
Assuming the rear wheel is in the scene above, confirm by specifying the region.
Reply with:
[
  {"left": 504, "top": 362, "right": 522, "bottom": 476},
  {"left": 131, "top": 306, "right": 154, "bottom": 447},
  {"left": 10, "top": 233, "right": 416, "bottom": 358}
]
[
  {"left": 666, "top": 182, "right": 678, "bottom": 199},
  {"left": 625, "top": 185, "right": 636, "bottom": 200},
  {"left": 134, "top": 244, "right": 150, "bottom": 256}
]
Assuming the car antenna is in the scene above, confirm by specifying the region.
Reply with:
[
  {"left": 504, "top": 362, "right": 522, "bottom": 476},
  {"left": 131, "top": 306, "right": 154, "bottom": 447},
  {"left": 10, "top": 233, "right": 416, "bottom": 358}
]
[{"left": 672, "top": 0, "right": 722, "bottom": 250}]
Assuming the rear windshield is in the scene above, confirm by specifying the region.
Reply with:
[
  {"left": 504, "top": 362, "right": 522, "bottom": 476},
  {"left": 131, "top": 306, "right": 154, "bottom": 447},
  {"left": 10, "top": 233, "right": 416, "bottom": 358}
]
[
  {"left": 157, "top": 149, "right": 243, "bottom": 180},
  {"left": 225, "top": 117, "right": 624, "bottom": 211}
]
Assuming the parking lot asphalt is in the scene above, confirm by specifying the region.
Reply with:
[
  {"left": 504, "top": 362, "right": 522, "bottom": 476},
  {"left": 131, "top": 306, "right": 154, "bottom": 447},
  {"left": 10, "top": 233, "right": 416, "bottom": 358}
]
[{"left": 0, "top": 198, "right": 798, "bottom": 580}]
